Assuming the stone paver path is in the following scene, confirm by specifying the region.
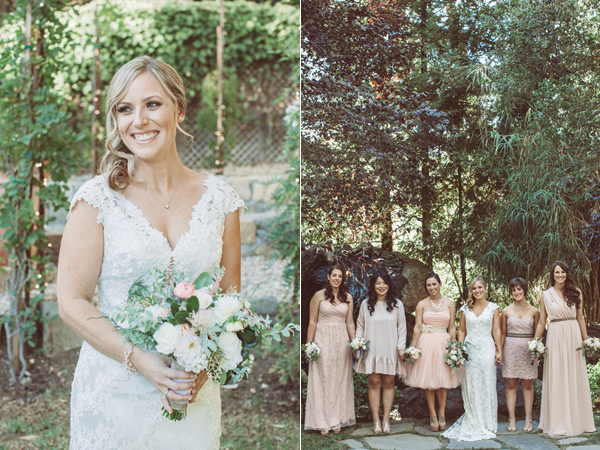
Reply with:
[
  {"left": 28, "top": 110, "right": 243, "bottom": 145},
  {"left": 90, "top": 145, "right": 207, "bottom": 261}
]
[{"left": 325, "top": 420, "right": 600, "bottom": 450}]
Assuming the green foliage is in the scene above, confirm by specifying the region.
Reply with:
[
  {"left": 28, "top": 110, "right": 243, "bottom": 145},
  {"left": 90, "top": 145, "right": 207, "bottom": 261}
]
[
  {"left": 267, "top": 300, "right": 299, "bottom": 385},
  {"left": 588, "top": 361, "right": 600, "bottom": 410},
  {"left": 0, "top": 0, "right": 82, "bottom": 382}
]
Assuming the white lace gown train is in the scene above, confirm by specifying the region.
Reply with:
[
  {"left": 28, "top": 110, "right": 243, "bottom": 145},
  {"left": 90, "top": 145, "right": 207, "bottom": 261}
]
[
  {"left": 442, "top": 303, "right": 498, "bottom": 442},
  {"left": 68, "top": 174, "right": 244, "bottom": 450}
]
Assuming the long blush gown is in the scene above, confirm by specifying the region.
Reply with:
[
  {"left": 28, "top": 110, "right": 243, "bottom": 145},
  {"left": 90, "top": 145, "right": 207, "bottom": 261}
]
[
  {"left": 404, "top": 306, "right": 462, "bottom": 389},
  {"left": 538, "top": 287, "right": 595, "bottom": 436},
  {"left": 442, "top": 303, "right": 498, "bottom": 442},
  {"left": 68, "top": 174, "right": 244, "bottom": 449},
  {"left": 304, "top": 301, "right": 356, "bottom": 431}
]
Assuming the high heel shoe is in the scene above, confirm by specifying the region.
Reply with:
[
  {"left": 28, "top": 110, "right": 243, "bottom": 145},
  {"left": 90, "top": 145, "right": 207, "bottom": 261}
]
[
  {"left": 373, "top": 421, "right": 382, "bottom": 434},
  {"left": 320, "top": 429, "right": 329, "bottom": 436},
  {"left": 430, "top": 416, "right": 439, "bottom": 432},
  {"left": 438, "top": 415, "right": 446, "bottom": 431},
  {"left": 524, "top": 419, "right": 533, "bottom": 432},
  {"left": 507, "top": 418, "right": 516, "bottom": 432},
  {"left": 382, "top": 420, "right": 391, "bottom": 434},
  {"left": 332, "top": 426, "right": 341, "bottom": 435}
]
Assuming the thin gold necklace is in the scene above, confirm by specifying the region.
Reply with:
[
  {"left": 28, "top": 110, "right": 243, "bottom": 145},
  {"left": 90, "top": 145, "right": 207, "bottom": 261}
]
[{"left": 145, "top": 164, "right": 184, "bottom": 209}]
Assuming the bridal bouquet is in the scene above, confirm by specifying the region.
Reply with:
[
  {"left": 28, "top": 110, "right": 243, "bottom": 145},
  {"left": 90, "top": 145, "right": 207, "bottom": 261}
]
[
  {"left": 577, "top": 337, "right": 600, "bottom": 358},
  {"left": 302, "top": 341, "right": 321, "bottom": 363},
  {"left": 443, "top": 339, "right": 469, "bottom": 373},
  {"left": 403, "top": 346, "right": 421, "bottom": 365},
  {"left": 528, "top": 338, "right": 545, "bottom": 365},
  {"left": 111, "top": 264, "right": 297, "bottom": 420}
]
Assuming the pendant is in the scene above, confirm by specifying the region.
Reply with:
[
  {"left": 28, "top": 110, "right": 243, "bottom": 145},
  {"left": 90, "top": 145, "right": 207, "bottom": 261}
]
[{"left": 164, "top": 204, "right": 169, "bottom": 209}]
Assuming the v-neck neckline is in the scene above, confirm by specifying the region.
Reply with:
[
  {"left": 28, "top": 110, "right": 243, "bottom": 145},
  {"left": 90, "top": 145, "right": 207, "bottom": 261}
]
[
  {"left": 470, "top": 302, "right": 491, "bottom": 319},
  {"left": 117, "top": 176, "right": 212, "bottom": 252}
]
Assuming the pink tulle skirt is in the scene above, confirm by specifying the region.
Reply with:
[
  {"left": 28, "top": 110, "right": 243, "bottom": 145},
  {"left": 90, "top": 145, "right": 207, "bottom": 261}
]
[{"left": 404, "top": 332, "right": 463, "bottom": 389}]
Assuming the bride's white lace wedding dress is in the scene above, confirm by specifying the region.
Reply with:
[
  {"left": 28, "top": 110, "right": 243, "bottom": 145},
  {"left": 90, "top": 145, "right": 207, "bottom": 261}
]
[
  {"left": 68, "top": 174, "right": 244, "bottom": 450},
  {"left": 442, "top": 303, "right": 498, "bottom": 442}
]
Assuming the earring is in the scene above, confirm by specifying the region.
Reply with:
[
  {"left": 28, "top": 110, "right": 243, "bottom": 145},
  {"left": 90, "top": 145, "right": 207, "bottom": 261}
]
[{"left": 178, "top": 116, "right": 184, "bottom": 122}]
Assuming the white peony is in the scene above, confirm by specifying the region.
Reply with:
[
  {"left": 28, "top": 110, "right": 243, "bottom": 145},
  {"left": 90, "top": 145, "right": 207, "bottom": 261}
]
[
  {"left": 189, "top": 309, "right": 217, "bottom": 330},
  {"left": 213, "top": 295, "right": 243, "bottom": 325},
  {"left": 154, "top": 323, "right": 181, "bottom": 355},
  {"left": 194, "top": 287, "right": 214, "bottom": 309},
  {"left": 173, "top": 333, "right": 207, "bottom": 373},
  {"left": 218, "top": 332, "right": 243, "bottom": 371},
  {"left": 225, "top": 320, "right": 244, "bottom": 332}
]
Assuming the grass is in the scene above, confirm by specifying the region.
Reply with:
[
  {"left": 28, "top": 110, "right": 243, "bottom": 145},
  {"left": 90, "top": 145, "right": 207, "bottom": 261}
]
[
  {"left": 301, "top": 427, "right": 356, "bottom": 450},
  {"left": 221, "top": 413, "right": 299, "bottom": 449}
]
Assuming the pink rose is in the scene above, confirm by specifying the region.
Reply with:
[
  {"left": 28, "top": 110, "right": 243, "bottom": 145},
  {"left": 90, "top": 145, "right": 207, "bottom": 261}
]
[
  {"left": 174, "top": 282, "right": 194, "bottom": 299},
  {"left": 181, "top": 324, "right": 191, "bottom": 334}
]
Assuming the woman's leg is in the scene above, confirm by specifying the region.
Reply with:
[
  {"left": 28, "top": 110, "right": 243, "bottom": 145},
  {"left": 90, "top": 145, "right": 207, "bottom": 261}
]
[
  {"left": 368, "top": 373, "right": 382, "bottom": 425},
  {"left": 522, "top": 379, "right": 534, "bottom": 431},
  {"left": 505, "top": 378, "right": 518, "bottom": 431},
  {"left": 436, "top": 388, "right": 447, "bottom": 430},
  {"left": 381, "top": 374, "right": 396, "bottom": 422},
  {"left": 425, "top": 389, "right": 438, "bottom": 430}
]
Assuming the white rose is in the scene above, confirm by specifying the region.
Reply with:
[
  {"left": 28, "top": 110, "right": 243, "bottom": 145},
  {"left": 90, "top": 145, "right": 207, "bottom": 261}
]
[
  {"left": 194, "top": 288, "right": 214, "bottom": 309},
  {"left": 218, "top": 332, "right": 243, "bottom": 371},
  {"left": 213, "top": 295, "right": 243, "bottom": 325},
  {"left": 153, "top": 323, "right": 181, "bottom": 355}
]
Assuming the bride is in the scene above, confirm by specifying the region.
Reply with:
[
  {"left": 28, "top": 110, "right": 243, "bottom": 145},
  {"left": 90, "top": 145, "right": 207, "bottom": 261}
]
[
  {"left": 442, "top": 277, "right": 503, "bottom": 442},
  {"left": 57, "top": 56, "right": 244, "bottom": 449}
]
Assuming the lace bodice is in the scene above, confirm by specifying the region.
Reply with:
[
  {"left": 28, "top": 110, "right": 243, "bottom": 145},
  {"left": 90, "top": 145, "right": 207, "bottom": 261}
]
[
  {"left": 461, "top": 303, "right": 498, "bottom": 344},
  {"left": 68, "top": 173, "right": 244, "bottom": 450},
  {"left": 70, "top": 174, "right": 244, "bottom": 318}
]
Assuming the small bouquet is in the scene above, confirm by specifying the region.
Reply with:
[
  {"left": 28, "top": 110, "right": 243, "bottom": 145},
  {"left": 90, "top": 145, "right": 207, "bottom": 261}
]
[
  {"left": 348, "top": 337, "right": 370, "bottom": 352},
  {"left": 443, "top": 339, "right": 470, "bottom": 374},
  {"left": 528, "top": 337, "right": 546, "bottom": 365},
  {"left": 403, "top": 346, "right": 421, "bottom": 365},
  {"left": 111, "top": 263, "right": 298, "bottom": 421},
  {"left": 577, "top": 337, "right": 600, "bottom": 358},
  {"left": 302, "top": 341, "right": 321, "bottom": 363}
]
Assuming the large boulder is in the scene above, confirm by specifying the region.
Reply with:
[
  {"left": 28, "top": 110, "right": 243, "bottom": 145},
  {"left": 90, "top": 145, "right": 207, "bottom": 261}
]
[{"left": 301, "top": 242, "right": 431, "bottom": 344}]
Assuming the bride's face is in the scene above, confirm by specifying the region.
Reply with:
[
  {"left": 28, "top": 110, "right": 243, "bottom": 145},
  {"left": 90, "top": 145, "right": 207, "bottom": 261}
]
[
  {"left": 471, "top": 281, "right": 486, "bottom": 300},
  {"left": 116, "top": 72, "right": 180, "bottom": 162}
]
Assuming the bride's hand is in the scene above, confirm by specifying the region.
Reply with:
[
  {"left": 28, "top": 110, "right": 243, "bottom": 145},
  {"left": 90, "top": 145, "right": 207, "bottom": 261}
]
[
  {"left": 189, "top": 370, "right": 209, "bottom": 404},
  {"left": 131, "top": 349, "right": 195, "bottom": 413}
]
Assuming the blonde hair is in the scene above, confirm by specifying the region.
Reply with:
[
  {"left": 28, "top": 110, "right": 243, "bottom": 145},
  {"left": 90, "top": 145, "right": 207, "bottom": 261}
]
[
  {"left": 99, "top": 56, "right": 192, "bottom": 191},
  {"left": 467, "top": 276, "right": 487, "bottom": 310}
]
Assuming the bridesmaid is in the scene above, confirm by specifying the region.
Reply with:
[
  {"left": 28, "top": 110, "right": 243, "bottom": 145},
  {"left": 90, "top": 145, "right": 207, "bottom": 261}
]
[
  {"left": 535, "top": 261, "right": 595, "bottom": 436},
  {"left": 304, "top": 264, "right": 356, "bottom": 435},
  {"left": 355, "top": 268, "right": 406, "bottom": 434},
  {"left": 404, "top": 273, "right": 461, "bottom": 432},
  {"left": 500, "top": 277, "right": 539, "bottom": 432}
]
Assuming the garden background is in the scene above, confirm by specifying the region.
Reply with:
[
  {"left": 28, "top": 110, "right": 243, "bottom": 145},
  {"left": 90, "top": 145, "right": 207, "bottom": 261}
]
[
  {"left": 302, "top": 0, "right": 600, "bottom": 447},
  {"left": 0, "top": 0, "right": 300, "bottom": 449}
]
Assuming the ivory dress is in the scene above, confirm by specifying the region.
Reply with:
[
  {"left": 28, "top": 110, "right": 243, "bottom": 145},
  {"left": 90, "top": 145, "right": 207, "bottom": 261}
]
[
  {"left": 304, "top": 301, "right": 356, "bottom": 431},
  {"left": 443, "top": 303, "right": 498, "bottom": 442},
  {"left": 404, "top": 307, "right": 462, "bottom": 389},
  {"left": 538, "top": 287, "right": 595, "bottom": 436},
  {"left": 68, "top": 174, "right": 244, "bottom": 450},
  {"left": 355, "top": 299, "right": 406, "bottom": 378},
  {"left": 502, "top": 316, "right": 536, "bottom": 379}
]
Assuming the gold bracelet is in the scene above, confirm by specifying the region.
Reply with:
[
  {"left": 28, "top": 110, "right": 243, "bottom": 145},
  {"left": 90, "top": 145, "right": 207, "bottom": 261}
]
[{"left": 123, "top": 343, "right": 136, "bottom": 373}]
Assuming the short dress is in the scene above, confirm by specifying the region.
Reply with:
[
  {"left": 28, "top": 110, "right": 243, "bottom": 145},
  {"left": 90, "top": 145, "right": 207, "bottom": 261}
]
[
  {"left": 304, "top": 301, "right": 356, "bottom": 431},
  {"left": 355, "top": 299, "right": 406, "bottom": 377},
  {"left": 404, "top": 307, "right": 462, "bottom": 389},
  {"left": 502, "top": 316, "right": 537, "bottom": 379}
]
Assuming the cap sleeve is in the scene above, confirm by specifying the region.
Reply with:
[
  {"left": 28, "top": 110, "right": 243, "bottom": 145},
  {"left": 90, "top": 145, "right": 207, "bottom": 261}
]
[
  {"left": 211, "top": 176, "right": 245, "bottom": 215},
  {"left": 68, "top": 175, "right": 111, "bottom": 224}
]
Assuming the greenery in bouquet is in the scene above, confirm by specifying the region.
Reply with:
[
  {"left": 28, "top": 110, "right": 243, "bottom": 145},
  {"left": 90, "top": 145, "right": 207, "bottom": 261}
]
[
  {"left": 528, "top": 337, "right": 546, "bottom": 365},
  {"left": 578, "top": 337, "right": 600, "bottom": 358},
  {"left": 403, "top": 346, "right": 421, "bottom": 365},
  {"left": 111, "top": 263, "right": 298, "bottom": 395},
  {"left": 348, "top": 337, "right": 369, "bottom": 352},
  {"left": 302, "top": 341, "right": 321, "bottom": 363},
  {"left": 443, "top": 339, "right": 470, "bottom": 374}
]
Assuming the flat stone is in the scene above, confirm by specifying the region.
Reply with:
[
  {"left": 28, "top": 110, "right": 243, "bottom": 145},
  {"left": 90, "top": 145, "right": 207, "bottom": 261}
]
[
  {"left": 496, "top": 434, "right": 560, "bottom": 450},
  {"left": 414, "top": 426, "right": 442, "bottom": 436},
  {"left": 341, "top": 439, "right": 365, "bottom": 449},
  {"left": 446, "top": 440, "right": 501, "bottom": 449},
  {"left": 364, "top": 434, "right": 442, "bottom": 450},
  {"left": 239, "top": 219, "right": 257, "bottom": 244},
  {"left": 565, "top": 446, "right": 600, "bottom": 450},
  {"left": 497, "top": 420, "right": 538, "bottom": 434},
  {"left": 557, "top": 438, "right": 589, "bottom": 445},
  {"left": 352, "top": 422, "right": 412, "bottom": 437}
]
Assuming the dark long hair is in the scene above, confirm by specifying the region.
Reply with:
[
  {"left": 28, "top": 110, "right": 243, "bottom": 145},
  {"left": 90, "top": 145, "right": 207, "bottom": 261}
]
[
  {"left": 367, "top": 268, "right": 398, "bottom": 316},
  {"left": 424, "top": 272, "right": 442, "bottom": 289},
  {"left": 551, "top": 261, "right": 581, "bottom": 309},
  {"left": 324, "top": 263, "right": 350, "bottom": 304}
]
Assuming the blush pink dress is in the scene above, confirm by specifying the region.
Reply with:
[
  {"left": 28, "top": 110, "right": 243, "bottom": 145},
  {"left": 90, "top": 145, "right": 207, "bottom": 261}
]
[
  {"left": 502, "top": 315, "right": 537, "bottom": 379},
  {"left": 404, "top": 307, "right": 462, "bottom": 389},
  {"left": 538, "top": 287, "right": 595, "bottom": 436},
  {"left": 304, "top": 301, "right": 356, "bottom": 431}
]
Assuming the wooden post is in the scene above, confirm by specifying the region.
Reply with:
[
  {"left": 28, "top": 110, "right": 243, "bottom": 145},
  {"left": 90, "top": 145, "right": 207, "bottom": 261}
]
[
  {"left": 91, "top": 1, "right": 101, "bottom": 174},
  {"left": 215, "top": 0, "right": 225, "bottom": 174}
]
